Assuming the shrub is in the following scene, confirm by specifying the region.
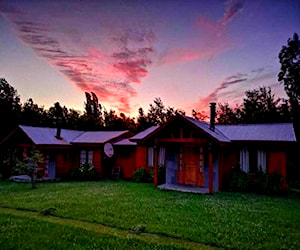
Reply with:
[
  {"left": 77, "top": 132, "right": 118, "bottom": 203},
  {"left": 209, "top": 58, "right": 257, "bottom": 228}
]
[
  {"left": 133, "top": 168, "right": 151, "bottom": 182},
  {"left": 226, "top": 166, "right": 284, "bottom": 195},
  {"left": 226, "top": 168, "right": 249, "bottom": 192},
  {"left": 70, "top": 163, "right": 96, "bottom": 181},
  {"left": 264, "top": 172, "right": 283, "bottom": 195}
]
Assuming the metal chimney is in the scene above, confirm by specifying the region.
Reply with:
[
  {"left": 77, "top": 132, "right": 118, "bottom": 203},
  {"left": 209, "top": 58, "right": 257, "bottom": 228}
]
[
  {"left": 210, "top": 102, "right": 216, "bottom": 131},
  {"left": 55, "top": 117, "right": 63, "bottom": 140}
]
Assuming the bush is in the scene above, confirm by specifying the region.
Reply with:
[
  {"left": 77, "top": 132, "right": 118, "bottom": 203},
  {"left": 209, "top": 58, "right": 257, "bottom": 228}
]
[
  {"left": 264, "top": 172, "right": 283, "bottom": 195},
  {"left": 226, "top": 167, "right": 249, "bottom": 192},
  {"left": 133, "top": 168, "right": 151, "bottom": 182},
  {"left": 70, "top": 163, "right": 96, "bottom": 181},
  {"left": 226, "top": 167, "right": 284, "bottom": 195}
]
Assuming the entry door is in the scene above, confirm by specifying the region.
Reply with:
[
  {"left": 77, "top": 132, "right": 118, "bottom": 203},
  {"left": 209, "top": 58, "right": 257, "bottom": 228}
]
[
  {"left": 177, "top": 146, "right": 204, "bottom": 186},
  {"left": 48, "top": 154, "right": 56, "bottom": 179}
]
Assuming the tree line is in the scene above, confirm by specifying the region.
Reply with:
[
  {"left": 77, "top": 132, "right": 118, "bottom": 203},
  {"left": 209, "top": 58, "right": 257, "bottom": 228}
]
[{"left": 0, "top": 33, "right": 299, "bottom": 141}]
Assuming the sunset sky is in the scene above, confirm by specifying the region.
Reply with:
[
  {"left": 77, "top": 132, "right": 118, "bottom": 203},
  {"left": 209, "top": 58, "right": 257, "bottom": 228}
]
[{"left": 0, "top": 0, "right": 299, "bottom": 116}]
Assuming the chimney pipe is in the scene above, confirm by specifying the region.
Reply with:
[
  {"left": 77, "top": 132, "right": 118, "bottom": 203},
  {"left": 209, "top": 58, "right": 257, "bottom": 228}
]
[
  {"left": 55, "top": 117, "right": 62, "bottom": 140},
  {"left": 210, "top": 102, "right": 216, "bottom": 131}
]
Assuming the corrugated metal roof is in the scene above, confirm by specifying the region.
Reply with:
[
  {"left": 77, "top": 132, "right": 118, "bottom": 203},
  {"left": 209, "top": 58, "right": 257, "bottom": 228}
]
[
  {"left": 184, "top": 116, "right": 231, "bottom": 142},
  {"left": 71, "top": 131, "right": 129, "bottom": 144},
  {"left": 114, "top": 138, "right": 137, "bottom": 146},
  {"left": 19, "top": 125, "right": 84, "bottom": 145},
  {"left": 216, "top": 123, "right": 296, "bottom": 142},
  {"left": 130, "top": 126, "right": 159, "bottom": 141}
]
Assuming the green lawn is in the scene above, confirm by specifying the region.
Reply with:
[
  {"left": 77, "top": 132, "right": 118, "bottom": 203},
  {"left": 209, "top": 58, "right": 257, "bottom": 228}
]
[{"left": 0, "top": 181, "right": 299, "bottom": 249}]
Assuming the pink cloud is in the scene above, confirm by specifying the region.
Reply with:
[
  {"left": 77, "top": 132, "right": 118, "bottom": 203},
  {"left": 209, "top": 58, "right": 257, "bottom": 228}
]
[
  {"left": 1, "top": 3, "right": 154, "bottom": 114},
  {"left": 159, "top": 48, "right": 208, "bottom": 65}
]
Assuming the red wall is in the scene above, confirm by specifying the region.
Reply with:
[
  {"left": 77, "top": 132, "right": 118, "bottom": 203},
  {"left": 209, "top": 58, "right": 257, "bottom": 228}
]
[
  {"left": 115, "top": 147, "right": 136, "bottom": 178},
  {"left": 268, "top": 151, "right": 287, "bottom": 188},
  {"left": 93, "top": 150, "right": 103, "bottom": 178},
  {"left": 136, "top": 146, "right": 147, "bottom": 170}
]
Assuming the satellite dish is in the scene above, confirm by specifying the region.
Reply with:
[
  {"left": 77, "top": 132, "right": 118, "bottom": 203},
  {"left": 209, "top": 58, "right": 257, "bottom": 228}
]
[{"left": 104, "top": 143, "right": 114, "bottom": 158}]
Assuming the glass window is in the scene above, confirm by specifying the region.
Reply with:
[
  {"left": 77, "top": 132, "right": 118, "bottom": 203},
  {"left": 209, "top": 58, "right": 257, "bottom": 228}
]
[
  {"left": 147, "top": 147, "right": 154, "bottom": 167},
  {"left": 240, "top": 147, "right": 249, "bottom": 172},
  {"left": 158, "top": 147, "right": 166, "bottom": 166},
  {"left": 80, "top": 150, "right": 93, "bottom": 165},
  {"left": 257, "top": 150, "right": 267, "bottom": 172}
]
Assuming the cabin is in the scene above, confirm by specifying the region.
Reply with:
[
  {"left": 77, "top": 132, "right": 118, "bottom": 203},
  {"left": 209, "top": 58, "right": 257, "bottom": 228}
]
[
  {"left": 0, "top": 104, "right": 297, "bottom": 193},
  {"left": 128, "top": 104, "right": 297, "bottom": 193},
  {"left": 0, "top": 125, "right": 131, "bottom": 179}
]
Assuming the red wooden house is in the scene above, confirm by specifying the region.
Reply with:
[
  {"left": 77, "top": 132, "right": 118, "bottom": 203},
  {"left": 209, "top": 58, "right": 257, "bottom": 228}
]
[
  {"left": 1, "top": 103, "right": 297, "bottom": 193},
  {"left": 125, "top": 104, "right": 297, "bottom": 193},
  {"left": 1, "top": 125, "right": 131, "bottom": 179}
]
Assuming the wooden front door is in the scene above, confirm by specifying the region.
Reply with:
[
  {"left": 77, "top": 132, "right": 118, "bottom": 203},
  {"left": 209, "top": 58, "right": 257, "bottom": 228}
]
[{"left": 178, "top": 146, "right": 205, "bottom": 186}]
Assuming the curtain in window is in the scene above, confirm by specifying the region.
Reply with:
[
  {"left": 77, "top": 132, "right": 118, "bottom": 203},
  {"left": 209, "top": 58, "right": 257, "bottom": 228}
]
[
  {"left": 88, "top": 151, "right": 93, "bottom": 164},
  {"left": 240, "top": 147, "right": 249, "bottom": 172},
  {"left": 80, "top": 150, "right": 86, "bottom": 165},
  {"left": 158, "top": 147, "right": 166, "bottom": 166},
  {"left": 147, "top": 147, "right": 154, "bottom": 167},
  {"left": 257, "top": 150, "right": 266, "bottom": 172}
]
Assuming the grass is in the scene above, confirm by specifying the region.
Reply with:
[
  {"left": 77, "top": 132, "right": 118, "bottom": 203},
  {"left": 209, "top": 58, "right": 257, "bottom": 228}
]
[{"left": 0, "top": 180, "right": 300, "bottom": 249}]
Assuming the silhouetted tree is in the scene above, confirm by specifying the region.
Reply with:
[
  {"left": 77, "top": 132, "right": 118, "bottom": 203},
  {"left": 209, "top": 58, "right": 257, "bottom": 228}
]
[
  {"left": 278, "top": 33, "right": 300, "bottom": 140},
  {"left": 137, "top": 107, "right": 152, "bottom": 131},
  {"left": 241, "top": 86, "right": 283, "bottom": 123},
  {"left": 0, "top": 78, "right": 21, "bottom": 140},
  {"left": 136, "top": 98, "right": 184, "bottom": 130},
  {"left": 81, "top": 92, "right": 104, "bottom": 130},
  {"left": 216, "top": 103, "right": 242, "bottom": 124},
  {"left": 216, "top": 87, "right": 291, "bottom": 124},
  {"left": 192, "top": 109, "right": 209, "bottom": 121},
  {"left": 64, "top": 108, "right": 81, "bottom": 129},
  {"left": 20, "top": 98, "right": 46, "bottom": 126}
]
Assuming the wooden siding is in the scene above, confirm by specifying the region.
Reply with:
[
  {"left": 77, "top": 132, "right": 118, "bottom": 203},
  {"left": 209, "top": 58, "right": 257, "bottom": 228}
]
[
  {"left": 55, "top": 150, "right": 72, "bottom": 177},
  {"left": 93, "top": 150, "right": 102, "bottom": 177},
  {"left": 136, "top": 146, "right": 148, "bottom": 169},
  {"left": 115, "top": 147, "right": 136, "bottom": 178},
  {"left": 268, "top": 151, "right": 287, "bottom": 188}
]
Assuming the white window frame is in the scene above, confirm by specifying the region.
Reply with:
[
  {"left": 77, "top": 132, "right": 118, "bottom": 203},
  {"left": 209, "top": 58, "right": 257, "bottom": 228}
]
[{"left": 80, "top": 150, "right": 93, "bottom": 165}]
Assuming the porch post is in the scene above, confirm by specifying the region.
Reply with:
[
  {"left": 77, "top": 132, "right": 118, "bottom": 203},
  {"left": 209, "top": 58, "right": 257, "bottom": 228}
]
[
  {"left": 208, "top": 143, "right": 214, "bottom": 193},
  {"left": 154, "top": 145, "right": 159, "bottom": 187}
]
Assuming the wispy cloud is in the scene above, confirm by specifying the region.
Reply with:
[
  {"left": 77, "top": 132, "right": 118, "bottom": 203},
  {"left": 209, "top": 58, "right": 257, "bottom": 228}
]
[
  {"left": 220, "top": 0, "right": 244, "bottom": 26},
  {"left": 0, "top": 3, "right": 154, "bottom": 113},
  {"left": 159, "top": 0, "right": 245, "bottom": 65},
  {"left": 195, "top": 66, "right": 277, "bottom": 111},
  {"left": 195, "top": 73, "right": 248, "bottom": 110}
]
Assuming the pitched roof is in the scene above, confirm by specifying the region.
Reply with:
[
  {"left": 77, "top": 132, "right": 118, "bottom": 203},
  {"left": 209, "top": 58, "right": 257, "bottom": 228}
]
[
  {"left": 71, "top": 131, "right": 129, "bottom": 144},
  {"left": 114, "top": 138, "right": 137, "bottom": 146},
  {"left": 130, "top": 126, "right": 159, "bottom": 141},
  {"left": 129, "top": 116, "right": 296, "bottom": 144},
  {"left": 216, "top": 123, "right": 296, "bottom": 142},
  {"left": 184, "top": 116, "right": 231, "bottom": 142},
  {"left": 19, "top": 125, "right": 84, "bottom": 145},
  {"left": 17, "top": 125, "right": 129, "bottom": 145}
]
